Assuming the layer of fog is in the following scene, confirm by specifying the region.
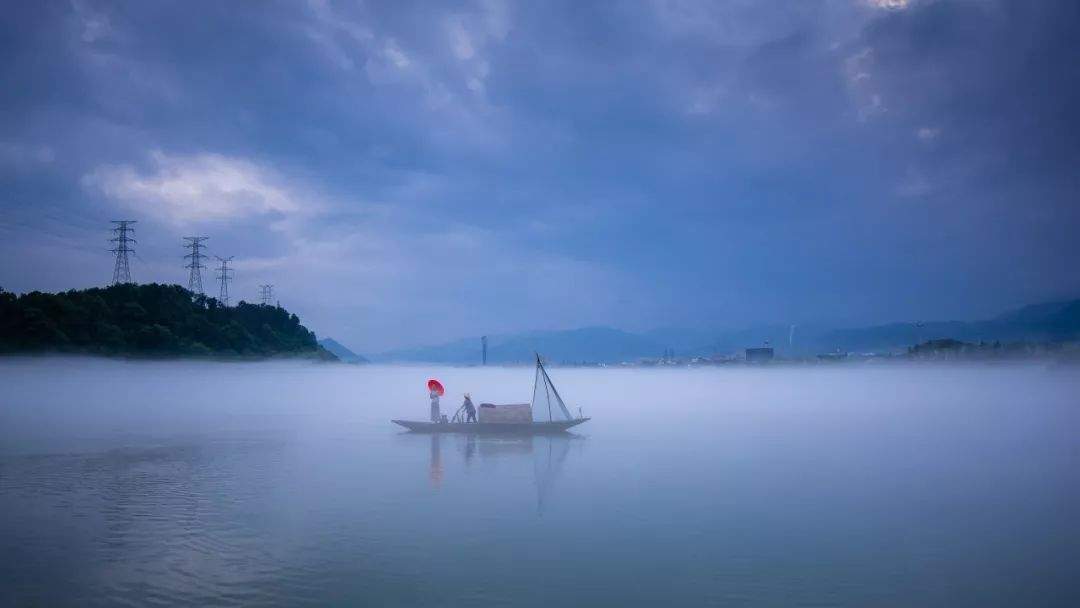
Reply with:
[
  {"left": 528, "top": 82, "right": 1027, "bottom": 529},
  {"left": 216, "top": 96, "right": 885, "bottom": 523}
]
[{"left": 1, "top": 357, "right": 1077, "bottom": 457}]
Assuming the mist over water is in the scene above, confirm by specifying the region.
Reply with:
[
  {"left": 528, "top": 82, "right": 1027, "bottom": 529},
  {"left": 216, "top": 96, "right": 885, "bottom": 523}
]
[{"left": 1, "top": 359, "right": 1078, "bottom": 606}]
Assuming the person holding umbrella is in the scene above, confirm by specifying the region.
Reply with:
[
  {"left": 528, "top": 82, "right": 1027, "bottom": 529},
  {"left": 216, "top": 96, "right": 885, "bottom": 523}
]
[{"left": 428, "top": 379, "right": 445, "bottom": 422}]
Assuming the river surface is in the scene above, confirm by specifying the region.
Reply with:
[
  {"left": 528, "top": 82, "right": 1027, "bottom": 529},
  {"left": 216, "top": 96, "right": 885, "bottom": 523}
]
[{"left": 1, "top": 359, "right": 1078, "bottom": 606}]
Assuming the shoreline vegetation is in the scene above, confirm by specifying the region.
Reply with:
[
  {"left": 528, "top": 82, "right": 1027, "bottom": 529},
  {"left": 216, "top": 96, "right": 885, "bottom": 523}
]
[{"left": 0, "top": 284, "right": 336, "bottom": 361}]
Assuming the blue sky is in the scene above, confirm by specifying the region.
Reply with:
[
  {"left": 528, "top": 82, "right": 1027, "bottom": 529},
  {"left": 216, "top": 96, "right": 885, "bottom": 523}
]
[{"left": 1, "top": 0, "right": 1078, "bottom": 351}]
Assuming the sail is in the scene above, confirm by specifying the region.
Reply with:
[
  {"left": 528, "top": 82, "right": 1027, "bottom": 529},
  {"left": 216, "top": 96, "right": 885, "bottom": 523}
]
[{"left": 531, "top": 355, "right": 573, "bottom": 422}]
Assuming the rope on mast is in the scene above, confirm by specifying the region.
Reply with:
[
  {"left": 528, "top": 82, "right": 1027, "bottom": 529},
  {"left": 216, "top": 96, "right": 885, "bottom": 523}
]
[
  {"left": 539, "top": 354, "right": 552, "bottom": 422},
  {"left": 541, "top": 361, "right": 573, "bottom": 420}
]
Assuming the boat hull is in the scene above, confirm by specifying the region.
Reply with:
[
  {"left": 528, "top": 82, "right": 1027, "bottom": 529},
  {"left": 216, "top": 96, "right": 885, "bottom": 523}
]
[{"left": 392, "top": 418, "right": 590, "bottom": 434}]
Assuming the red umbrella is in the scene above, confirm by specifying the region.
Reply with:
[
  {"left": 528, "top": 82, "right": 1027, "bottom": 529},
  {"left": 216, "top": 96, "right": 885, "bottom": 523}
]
[{"left": 427, "top": 379, "right": 445, "bottom": 396}]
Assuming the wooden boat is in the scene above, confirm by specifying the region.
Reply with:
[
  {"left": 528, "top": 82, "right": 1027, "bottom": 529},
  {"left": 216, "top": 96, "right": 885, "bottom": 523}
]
[
  {"left": 391, "top": 418, "right": 589, "bottom": 433},
  {"left": 392, "top": 354, "right": 590, "bottom": 434}
]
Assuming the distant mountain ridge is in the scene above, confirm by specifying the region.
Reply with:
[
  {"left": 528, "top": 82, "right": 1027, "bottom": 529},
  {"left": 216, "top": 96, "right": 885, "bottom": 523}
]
[
  {"left": 377, "top": 327, "right": 665, "bottom": 364},
  {"left": 318, "top": 338, "right": 369, "bottom": 363},
  {"left": 375, "top": 298, "right": 1080, "bottom": 364},
  {"left": 823, "top": 299, "right": 1080, "bottom": 353}
]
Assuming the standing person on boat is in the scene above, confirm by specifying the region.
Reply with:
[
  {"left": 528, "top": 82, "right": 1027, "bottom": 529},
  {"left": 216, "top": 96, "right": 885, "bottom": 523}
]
[
  {"left": 463, "top": 394, "right": 476, "bottom": 423},
  {"left": 427, "top": 379, "right": 445, "bottom": 423},
  {"left": 430, "top": 388, "right": 441, "bottom": 422}
]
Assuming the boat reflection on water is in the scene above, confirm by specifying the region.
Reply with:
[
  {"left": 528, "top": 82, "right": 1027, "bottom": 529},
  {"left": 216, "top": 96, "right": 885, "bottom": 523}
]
[
  {"left": 421, "top": 432, "right": 582, "bottom": 513},
  {"left": 532, "top": 434, "right": 574, "bottom": 514},
  {"left": 429, "top": 433, "right": 443, "bottom": 487}
]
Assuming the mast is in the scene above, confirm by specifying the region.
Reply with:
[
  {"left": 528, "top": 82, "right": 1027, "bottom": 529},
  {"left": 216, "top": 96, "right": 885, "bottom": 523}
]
[
  {"left": 532, "top": 353, "right": 541, "bottom": 418},
  {"left": 538, "top": 353, "right": 552, "bottom": 422}
]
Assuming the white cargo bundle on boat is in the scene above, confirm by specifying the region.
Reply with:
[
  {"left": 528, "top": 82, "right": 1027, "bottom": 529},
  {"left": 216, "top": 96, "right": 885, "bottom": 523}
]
[{"left": 478, "top": 403, "right": 532, "bottom": 424}]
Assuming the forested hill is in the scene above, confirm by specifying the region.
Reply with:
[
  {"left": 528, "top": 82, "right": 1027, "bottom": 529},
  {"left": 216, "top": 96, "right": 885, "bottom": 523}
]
[{"left": 0, "top": 283, "right": 336, "bottom": 360}]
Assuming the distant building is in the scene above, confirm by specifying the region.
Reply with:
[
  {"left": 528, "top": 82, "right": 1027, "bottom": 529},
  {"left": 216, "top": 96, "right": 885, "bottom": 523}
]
[{"left": 745, "top": 347, "right": 774, "bottom": 363}]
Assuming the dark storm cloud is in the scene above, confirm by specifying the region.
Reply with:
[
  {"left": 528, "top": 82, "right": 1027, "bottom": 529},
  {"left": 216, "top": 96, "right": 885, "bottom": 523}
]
[{"left": 0, "top": 0, "right": 1077, "bottom": 350}]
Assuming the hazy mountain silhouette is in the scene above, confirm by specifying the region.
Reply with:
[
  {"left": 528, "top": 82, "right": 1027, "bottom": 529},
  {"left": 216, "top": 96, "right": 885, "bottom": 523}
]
[
  {"left": 375, "top": 299, "right": 1080, "bottom": 363},
  {"left": 318, "top": 338, "right": 369, "bottom": 363},
  {"left": 377, "top": 327, "right": 665, "bottom": 364},
  {"left": 823, "top": 299, "right": 1080, "bottom": 353}
]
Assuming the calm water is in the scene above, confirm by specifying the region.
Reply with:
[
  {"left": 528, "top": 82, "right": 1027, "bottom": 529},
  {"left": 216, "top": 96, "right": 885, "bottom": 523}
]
[{"left": 1, "top": 359, "right": 1078, "bottom": 607}]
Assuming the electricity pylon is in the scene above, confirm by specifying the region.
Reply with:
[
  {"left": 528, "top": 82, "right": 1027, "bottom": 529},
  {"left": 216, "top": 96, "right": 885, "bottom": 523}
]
[
  {"left": 215, "top": 256, "right": 234, "bottom": 306},
  {"left": 183, "top": 236, "right": 209, "bottom": 294},
  {"left": 109, "top": 221, "right": 137, "bottom": 284},
  {"left": 259, "top": 284, "right": 274, "bottom": 306}
]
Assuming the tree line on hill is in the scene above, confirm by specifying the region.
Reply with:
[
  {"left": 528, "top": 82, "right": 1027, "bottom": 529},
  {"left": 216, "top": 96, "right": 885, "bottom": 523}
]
[{"left": 0, "top": 283, "right": 335, "bottom": 359}]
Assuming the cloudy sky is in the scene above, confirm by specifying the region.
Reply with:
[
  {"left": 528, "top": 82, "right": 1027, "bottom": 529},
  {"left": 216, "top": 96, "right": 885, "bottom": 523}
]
[{"left": 1, "top": 0, "right": 1078, "bottom": 351}]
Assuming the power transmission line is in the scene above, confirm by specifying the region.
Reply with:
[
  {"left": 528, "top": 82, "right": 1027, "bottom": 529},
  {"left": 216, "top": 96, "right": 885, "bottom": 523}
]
[
  {"left": 215, "top": 256, "right": 234, "bottom": 306},
  {"left": 183, "top": 236, "right": 209, "bottom": 294},
  {"left": 259, "top": 284, "right": 274, "bottom": 306},
  {"left": 109, "top": 220, "right": 137, "bottom": 285}
]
